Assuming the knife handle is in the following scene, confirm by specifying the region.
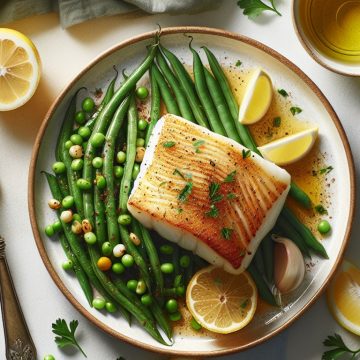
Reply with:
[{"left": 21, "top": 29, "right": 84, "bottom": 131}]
[{"left": 0, "top": 257, "right": 37, "bottom": 360}]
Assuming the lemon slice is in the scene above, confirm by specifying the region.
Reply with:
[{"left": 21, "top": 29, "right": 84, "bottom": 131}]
[
  {"left": 238, "top": 68, "right": 273, "bottom": 125},
  {"left": 257, "top": 127, "right": 318, "bottom": 166},
  {"left": 186, "top": 266, "right": 257, "bottom": 334},
  {"left": 0, "top": 28, "right": 41, "bottom": 111},
  {"left": 327, "top": 260, "right": 360, "bottom": 336}
]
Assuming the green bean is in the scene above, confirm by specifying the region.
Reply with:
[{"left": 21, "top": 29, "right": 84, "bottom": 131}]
[
  {"left": 103, "top": 97, "right": 131, "bottom": 246},
  {"left": 184, "top": 253, "right": 194, "bottom": 285},
  {"left": 282, "top": 207, "right": 328, "bottom": 258},
  {"left": 289, "top": 182, "right": 312, "bottom": 209},
  {"left": 145, "top": 65, "right": 161, "bottom": 146},
  {"left": 276, "top": 217, "right": 310, "bottom": 257},
  {"left": 56, "top": 89, "right": 85, "bottom": 216},
  {"left": 131, "top": 219, "right": 149, "bottom": 263},
  {"left": 247, "top": 263, "right": 276, "bottom": 306},
  {"left": 150, "top": 299, "right": 173, "bottom": 341},
  {"left": 85, "top": 67, "right": 118, "bottom": 130},
  {"left": 203, "top": 67, "right": 242, "bottom": 142},
  {"left": 140, "top": 225, "right": 164, "bottom": 297},
  {"left": 152, "top": 63, "right": 181, "bottom": 116},
  {"left": 156, "top": 51, "right": 195, "bottom": 122},
  {"left": 190, "top": 44, "right": 226, "bottom": 135},
  {"left": 160, "top": 45, "right": 209, "bottom": 128},
  {"left": 261, "top": 234, "right": 274, "bottom": 284},
  {"left": 172, "top": 245, "right": 180, "bottom": 288},
  {"left": 253, "top": 244, "right": 265, "bottom": 275},
  {"left": 94, "top": 169, "right": 107, "bottom": 247}
]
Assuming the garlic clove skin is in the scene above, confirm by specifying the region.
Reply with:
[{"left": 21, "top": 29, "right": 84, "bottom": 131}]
[{"left": 273, "top": 236, "right": 305, "bottom": 294}]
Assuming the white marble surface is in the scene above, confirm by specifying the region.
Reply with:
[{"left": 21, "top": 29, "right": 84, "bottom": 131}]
[{"left": 0, "top": 2, "right": 359, "bottom": 359}]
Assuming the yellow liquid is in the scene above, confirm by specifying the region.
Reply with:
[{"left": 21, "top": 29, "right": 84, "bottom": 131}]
[{"left": 299, "top": 0, "right": 360, "bottom": 63}]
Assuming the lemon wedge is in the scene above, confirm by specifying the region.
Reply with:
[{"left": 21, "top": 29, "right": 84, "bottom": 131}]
[
  {"left": 186, "top": 266, "right": 257, "bottom": 334},
  {"left": 0, "top": 28, "right": 41, "bottom": 111},
  {"left": 327, "top": 260, "right": 360, "bottom": 336},
  {"left": 257, "top": 127, "right": 318, "bottom": 166},
  {"left": 238, "top": 68, "right": 273, "bottom": 125}
]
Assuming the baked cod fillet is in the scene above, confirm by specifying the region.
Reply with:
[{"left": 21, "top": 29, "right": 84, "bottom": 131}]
[{"left": 128, "top": 115, "right": 291, "bottom": 274}]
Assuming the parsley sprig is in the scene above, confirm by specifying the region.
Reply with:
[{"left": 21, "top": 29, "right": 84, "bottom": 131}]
[
  {"left": 322, "top": 333, "right": 360, "bottom": 360},
  {"left": 237, "top": 0, "right": 281, "bottom": 19},
  {"left": 178, "top": 182, "right": 193, "bottom": 202},
  {"left": 52, "top": 319, "right": 87, "bottom": 357}
]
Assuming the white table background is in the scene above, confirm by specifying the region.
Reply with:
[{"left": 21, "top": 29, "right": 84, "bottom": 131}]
[{"left": 0, "top": 2, "right": 359, "bottom": 359}]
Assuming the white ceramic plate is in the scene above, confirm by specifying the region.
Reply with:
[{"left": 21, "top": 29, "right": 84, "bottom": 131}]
[{"left": 28, "top": 27, "right": 355, "bottom": 357}]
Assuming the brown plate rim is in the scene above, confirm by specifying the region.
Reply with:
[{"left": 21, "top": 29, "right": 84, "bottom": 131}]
[
  {"left": 291, "top": 0, "right": 360, "bottom": 77},
  {"left": 28, "top": 26, "right": 356, "bottom": 357}
]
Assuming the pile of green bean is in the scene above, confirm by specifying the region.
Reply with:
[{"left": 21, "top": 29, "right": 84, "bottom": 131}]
[{"left": 43, "top": 33, "right": 328, "bottom": 342}]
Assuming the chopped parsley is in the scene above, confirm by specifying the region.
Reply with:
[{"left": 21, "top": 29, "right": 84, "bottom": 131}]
[
  {"left": 224, "top": 170, "right": 236, "bottom": 183},
  {"left": 209, "top": 182, "right": 223, "bottom": 202},
  {"left": 177, "top": 208, "right": 183, "bottom": 214},
  {"left": 163, "top": 141, "right": 176, "bottom": 148},
  {"left": 320, "top": 166, "right": 333, "bottom": 175},
  {"left": 227, "top": 193, "right": 237, "bottom": 200},
  {"left": 242, "top": 149, "right": 251, "bottom": 159},
  {"left": 273, "top": 116, "right": 281, "bottom": 127},
  {"left": 221, "top": 227, "right": 233, "bottom": 240},
  {"left": 205, "top": 204, "right": 219, "bottom": 218},
  {"left": 158, "top": 181, "right": 167, "bottom": 187},
  {"left": 193, "top": 139, "right": 205, "bottom": 153},
  {"left": 240, "top": 299, "right": 249, "bottom": 309},
  {"left": 277, "top": 89, "right": 289, "bottom": 97},
  {"left": 235, "top": 60, "right": 242, "bottom": 67},
  {"left": 315, "top": 204, "right": 328, "bottom": 215},
  {"left": 290, "top": 106, "right": 302, "bottom": 116},
  {"left": 173, "top": 168, "right": 185, "bottom": 179},
  {"left": 178, "top": 182, "right": 193, "bottom": 202}
]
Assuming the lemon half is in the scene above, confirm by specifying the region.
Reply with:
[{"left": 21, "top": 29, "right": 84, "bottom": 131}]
[
  {"left": 186, "top": 266, "right": 257, "bottom": 334},
  {"left": 0, "top": 28, "right": 41, "bottom": 111},
  {"left": 327, "top": 260, "right": 360, "bottom": 336},
  {"left": 258, "top": 127, "right": 318, "bottom": 166},
  {"left": 238, "top": 68, "right": 273, "bottom": 125}
]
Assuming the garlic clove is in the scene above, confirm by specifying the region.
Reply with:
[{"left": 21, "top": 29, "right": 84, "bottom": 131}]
[{"left": 273, "top": 236, "right": 305, "bottom": 294}]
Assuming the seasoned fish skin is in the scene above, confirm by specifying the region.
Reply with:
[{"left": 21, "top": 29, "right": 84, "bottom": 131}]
[{"left": 128, "top": 115, "right": 291, "bottom": 274}]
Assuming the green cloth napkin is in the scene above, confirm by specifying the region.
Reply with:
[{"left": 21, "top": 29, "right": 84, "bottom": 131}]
[{"left": 0, "top": 0, "right": 221, "bottom": 28}]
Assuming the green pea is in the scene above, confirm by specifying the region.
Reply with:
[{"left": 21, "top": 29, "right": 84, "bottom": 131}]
[
  {"left": 62, "top": 259, "right": 73, "bottom": 270},
  {"left": 118, "top": 214, "right": 132, "bottom": 225},
  {"left": 127, "top": 279, "right": 138, "bottom": 291},
  {"left": 70, "top": 134, "right": 83, "bottom": 145},
  {"left": 136, "top": 138, "right": 145, "bottom": 147},
  {"left": 82, "top": 141, "right": 88, "bottom": 150},
  {"left": 92, "top": 156, "right": 103, "bottom": 168},
  {"left": 138, "top": 119, "right": 148, "bottom": 130},
  {"left": 92, "top": 297, "right": 106, "bottom": 310},
  {"left": 112, "top": 262, "right": 125, "bottom": 274},
  {"left": 72, "top": 213, "right": 82, "bottom": 222},
  {"left": 116, "top": 151, "right": 126, "bottom": 164},
  {"left": 160, "top": 244, "right": 174, "bottom": 255},
  {"left": 101, "top": 241, "right": 112, "bottom": 256},
  {"left": 165, "top": 299, "right": 178, "bottom": 313},
  {"left": 96, "top": 175, "right": 106, "bottom": 189},
  {"left": 52, "top": 220, "right": 62, "bottom": 233},
  {"left": 169, "top": 311, "right": 182, "bottom": 322},
  {"left": 78, "top": 126, "right": 91, "bottom": 139},
  {"left": 121, "top": 254, "right": 134, "bottom": 268},
  {"left": 135, "top": 86, "right": 149, "bottom": 100},
  {"left": 75, "top": 110, "right": 86, "bottom": 125},
  {"left": 52, "top": 161, "right": 66, "bottom": 174},
  {"left": 176, "top": 286, "right": 185, "bottom": 297},
  {"left": 82, "top": 97, "right": 95, "bottom": 112},
  {"left": 132, "top": 163, "right": 140, "bottom": 180},
  {"left": 105, "top": 302, "right": 117, "bottom": 313},
  {"left": 76, "top": 178, "right": 92, "bottom": 190},
  {"left": 114, "top": 165, "right": 124, "bottom": 179},
  {"left": 138, "top": 130, "right": 146, "bottom": 138},
  {"left": 180, "top": 255, "right": 190, "bottom": 268},
  {"left": 45, "top": 225, "right": 54, "bottom": 237},
  {"left": 62, "top": 195, "right": 74, "bottom": 209},
  {"left": 136, "top": 280, "right": 147, "bottom": 295},
  {"left": 84, "top": 231, "right": 97, "bottom": 245},
  {"left": 71, "top": 158, "right": 84, "bottom": 171},
  {"left": 90, "top": 133, "right": 105, "bottom": 148},
  {"left": 141, "top": 294, "right": 153, "bottom": 306},
  {"left": 190, "top": 317, "right": 202, "bottom": 331},
  {"left": 318, "top": 220, "right": 331, "bottom": 234},
  {"left": 161, "top": 263, "right": 174, "bottom": 274},
  {"left": 64, "top": 140, "right": 73, "bottom": 150},
  {"left": 43, "top": 355, "right": 56, "bottom": 360}
]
